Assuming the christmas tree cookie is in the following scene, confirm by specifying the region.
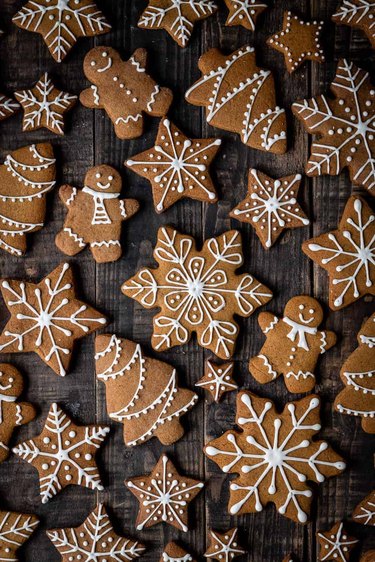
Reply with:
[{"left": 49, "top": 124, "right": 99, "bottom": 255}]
[{"left": 160, "top": 543, "right": 195, "bottom": 562}]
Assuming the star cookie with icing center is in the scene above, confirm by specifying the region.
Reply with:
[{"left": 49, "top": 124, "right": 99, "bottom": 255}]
[
  {"left": 195, "top": 360, "right": 237, "bottom": 402},
  {"left": 224, "top": 0, "right": 268, "bottom": 31},
  {"left": 204, "top": 528, "right": 246, "bottom": 561},
  {"left": 333, "top": 1, "right": 375, "bottom": 48},
  {"left": 0, "top": 511, "right": 39, "bottom": 560},
  {"left": 160, "top": 542, "right": 195, "bottom": 562},
  {"left": 317, "top": 521, "right": 359, "bottom": 561}
]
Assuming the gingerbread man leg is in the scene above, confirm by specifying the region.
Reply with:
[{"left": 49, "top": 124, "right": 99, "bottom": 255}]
[
  {"left": 89, "top": 241, "right": 122, "bottom": 263},
  {"left": 249, "top": 354, "right": 278, "bottom": 384},
  {"left": 114, "top": 117, "right": 144, "bottom": 140},
  {"left": 55, "top": 228, "right": 86, "bottom": 256}
]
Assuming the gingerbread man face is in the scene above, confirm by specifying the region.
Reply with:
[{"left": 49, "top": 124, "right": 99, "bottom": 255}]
[
  {"left": 83, "top": 47, "right": 121, "bottom": 82},
  {"left": 85, "top": 165, "right": 122, "bottom": 195},
  {"left": 284, "top": 296, "right": 323, "bottom": 328},
  {"left": 0, "top": 364, "right": 23, "bottom": 398}
]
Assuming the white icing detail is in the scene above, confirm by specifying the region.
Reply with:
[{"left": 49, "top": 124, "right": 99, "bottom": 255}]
[
  {"left": 129, "top": 55, "right": 146, "bottom": 73},
  {"left": 343, "top": 370, "right": 375, "bottom": 394},
  {"left": 353, "top": 492, "right": 375, "bottom": 526},
  {"left": 333, "top": 0, "right": 375, "bottom": 47},
  {"left": 226, "top": 0, "right": 267, "bottom": 30},
  {"left": 64, "top": 227, "right": 85, "bottom": 248},
  {"left": 0, "top": 93, "right": 20, "bottom": 120},
  {"left": 204, "top": 528, "right": 245, "bottom": 561},
  {"left": 195, "top": 361, "right": 237, "bottom": 401},
  {"left": 264, "top": 315, "right": 279, "bottom": 333},
  {"left": 115, "top": 114, "right": 142, "bottom": 125},
  {"left": 283, "top": 317, "right": 318, "bottom": 351},
  {"left": 15, "top": 404, "right": 23, "bottom": 426},
  {"left": 285, "top": 371, "right": 314, "bottom": 380},
  {"left": 0, "top": 512, "right": 38, "bottom": 552},
  {"left": 4, "top": 144, "right": 56, "bottom": 192},
  {"left": 66, "top": 187, "right": 77, "bottom": 206},
  {"left": 91, "top": 85, "right": 100, "bottom": 106},
  {"left": 90, "top": 240, "right": 120, "bottom": 248},
  {"left": 146, "top": 84, "right": 160, "bottom": 112},
  {"left": 317, "top": 522, "right": 359, "bottom": 561},
  {"left": 82, "top": 186, "right": 119, "bottom": 225},
  {"left": 97, "top": 57, "right": 112, "bottom": 73},
  {"left": 163, "top": 554, "right": 192, "bottom": 562},
  {"left": 0, "top": 392, "right": 17, "bottom": 424},
  {"left": 259, "top": 354, "right": 278, "bottom": 380},
  {"left": 336, "top": 403, "right": 375, "bottom": 417}
]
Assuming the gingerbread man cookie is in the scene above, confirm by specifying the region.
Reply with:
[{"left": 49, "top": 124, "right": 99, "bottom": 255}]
[{"left": 80, "top": 47, "right": 173, "bottom": 140}]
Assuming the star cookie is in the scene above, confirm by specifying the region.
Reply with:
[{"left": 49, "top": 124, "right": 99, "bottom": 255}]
[
  {"left": 122, "top": 226, "right": 272, "bottom": 359},
  {"left": 138, "top": 0, "right": 217, "bottom": 47},
  {"left": 13, "top": 0, "right": 111, "bottom": 63},
  {"left": 15, "top": 73, "right": 77, "bottom": 135},
  {"left": 125, "top": 118, "right": 221, "bottom": 213},
  {"left": 352, "top": 490, "right": 375, "bottom": 526},
  {"left": 204, "top": 528, "right": 246, "bottom": 561},
  {"left": 0, "top": 262, "right": 107, "bottom": 376},
  {"left": 13, "top": 403, "right": 110, "bottom": 504},
  {"left": 126, "top": 454, "right": 204, "bottom": 532},
  {"left": 186, "top": 46, "right": 287, "bottom": 154},
  {"left": 292, "top": 59, "right": 375, "bottom": 194},
  {"left": 195, "top": 360, "right": 237, "bottom": 402},
  {"left": 48, "top": 503, "right": 145, "bottom": 561},
  {"left": 0, "top": 93, "right": 20, "bottom": 123},
  {"left": 224, "top": 0, "right": 268, "bottom": 31},
  {"left": 317, "top": 521, "right": 359, "bottom": 561},
  {"left": 205, "top": 392, "right": 346, "bottom": 523},
  {"left": 333, "top": 1, "right": 375, "bottom": 48},
  {"left": 230, "top": 169, "right": 309, "bottom": 249},
  {"left": 160, "top": 542, "right": 195, "bottom": 562},
  {"left": 0, "top": 511, "right": 39, "bottom": 560},
  {"left": 267, "top": 11, "right": 325, "bottom": 73},
  {"left": 302, "top": 195, "right": 375, "bottom": 310}
]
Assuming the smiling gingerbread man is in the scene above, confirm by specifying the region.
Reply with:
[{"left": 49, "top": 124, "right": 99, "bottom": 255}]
[{"left": 249, "top": 295, "right": 337, "bottom": 393}]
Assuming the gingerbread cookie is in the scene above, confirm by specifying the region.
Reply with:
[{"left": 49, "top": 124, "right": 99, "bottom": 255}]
[
  {"left": 126, "top": 454, "right": 204, "bottom": 532},
  {"left": 360, "top": 551, "right": 375, "bottom": 562},
  {"left": 95, "top": 334, "right": 198, "bottom": 446},
  {"left": 0, "top": 143, "right": 56, "bottom": 256},
  {"left": 48, "top": 503, "right": 145, "bottom": 561},
  {"left": 185, "top": 46, "right": 287, "bottom": 154},
  {"left": 292, "top": 59, "right": 375, "bottom": 194},
  {"left": 138, "top": 0, "right": 217, "bottom": 47},
  {"left": 249, "top": 296, "right": 337, "bottom": 393},
  {"left": 224, "top": 0, "right": 267, "bottom": 31},
  {"left": 195, "top": 360, "right": 237, "bottom": 402},
  {"left": 205, "top": 392, "right": 346, "bottom": 523},
  {"left": 0, "top": 93, "right": 20, "bottom": 123},
  {"left": 13, "top": 0, "right": 111, "bottom": 62},
  {"left": 125, "top": 118, "right": 221, "bottom": 213},
  {"left": 204, "top": 528, "right": 246, "bottom": 561},
  {"left": 317, "top": 522, "right": 359, "bottom": 561},
  {"left": 333, "top": 1, "right": 375, "bottom": 48},
  {"left": 0, "top": 262, "right": 107, "bottom": 376},
  {"left": 302, "top": 196, "right": 374, "bottom": 310},
  {"left": 122, "top": 226, "right": 272, "bottom": 359},
  {"left": 80, "top": 47, "right": 173, "bottom": 140},
  {"left": 230, "top": 169, "right": 309, "bottom": 249},
  {"left": 352, "top": 490, "right": 375, "bottom": 526},
  {"left": 0, "top": 364, "right": 36, "bottom": 463},
  {"left": 160, "top": 542, "right": 195, "bottom": 562},
  {"left": 56, "top": 165, "right": 139, "bottom": 263},
  {"left": 0, "top": 511, "right": 39, "bottom": 560},
  {"left": 283, "top": 556, "right": 297, "bottom": 562}
]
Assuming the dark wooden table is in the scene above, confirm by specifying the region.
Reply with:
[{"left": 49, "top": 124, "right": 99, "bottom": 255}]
[{"left": 0, "top": 1, "right": 374, "bottom": 561}]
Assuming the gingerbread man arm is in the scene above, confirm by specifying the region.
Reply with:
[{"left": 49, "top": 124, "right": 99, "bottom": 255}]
[
  {"left": 80, "top": 85, "right": 103, "bottom": 109},
  {"left": 319, "top": 330, "right": 337, "bottom": 354},
  {"left": 118, "top": 198, "right": 140, "bottom": 222},
  {"left": 13, "top": 402, "right": 36, "bottom": 426},
  {"left": 145, "top": 85, "right": 173, "bottom": 117},
  {"left": 258, "top": 312, "right": 279, "bottom": 334},
  {"left": 59, "top": 185, "right": 78, "bottom": 207},
  {"left": 130, "top": 48, "right": 148, "bottom": 70}
]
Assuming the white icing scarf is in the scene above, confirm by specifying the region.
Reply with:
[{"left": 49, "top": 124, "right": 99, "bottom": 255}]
[
  {"left": 82, "top": 186, "right": 119, "bottom": 225},
  {"left": 0, "top": 393, "right": 16, "bottom": 424},
  {"left": 283, "top": 317, "right": 317, "bottom": 351}
]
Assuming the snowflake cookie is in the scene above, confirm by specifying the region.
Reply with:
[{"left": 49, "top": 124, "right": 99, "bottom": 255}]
[
  {"left": 13, "top": 0, "right": 111, "bottom": 63},
  {"left": 126, "top": 454, "right": 204, "bottom": 532},
  {"left": 48, "top": 503, "right": 145, "bottom": 561},
  {"left": 55, "top": 165, "right": 139, "bottom": 263},
  {"left": 224, "top": 0, "right": 268, "bottom": 31},
  {"left": 80, "top": 47, "right": 173, "bottom": 140},
  {"left": 204, "top": 528, "right": 246, "bottom": 561},
  {"left": 13, "top": 402, "right": 110, "bottom": 504},
  {"left": 334, "top": 313, "right": 375, "bottom": 433},
  {"left": 249, "top": 295, "right": 337, "bottom": 393},
  {"left": 0, "top": 262, "right": 107, "bottom": 376},
  {"left": 332, "top": 1, "right": 375, "bottom": 48},
  {"left": 292, "top": 59, "right": 375, "bottom": 194},
  {"left": 205, "top": 392, "right": 346, "bottom": 523},
  {"left": 0, "top": 143, "right": 56, "bottom": 257},
  {"left": 0, "top": 93, "right": 20, "bottom": 124},
  {"left": 317, "top": 521, "right": 359, "bottom": 561},
  {"left": 0, "top": 511, "right": 39, "bottom": 560},
  {"left": 95, "top": 334, "right": 198, "bottom": 446},
  {"left": 160, "top": 542, "right": 195, "bottom": 562},
  {"left": 302, "top": 195, "right": 374, "bottom": 310},
  {"left": 185, "top": 46, "right": 287, "bottom": 154},
  {"left": 121, "top": 226, "right": 272, "bottom": 359},
  {"left": 195, "top": 359, "right": 237, "bottom": 402},
  {"left": 125, "top": 118, "right": 221, "bottom": 213},
  {"left": 352, "top": 490, "right": 375, "bottom": 526},
  {"left": 230, "top": 169, "right": 309, "bottom": 249}
]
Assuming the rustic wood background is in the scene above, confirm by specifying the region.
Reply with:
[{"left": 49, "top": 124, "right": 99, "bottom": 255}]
[{"left": 0, "top": 0, "right": 373, "bottom": 560}]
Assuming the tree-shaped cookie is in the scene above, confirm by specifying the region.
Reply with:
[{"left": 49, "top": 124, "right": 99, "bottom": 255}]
[
  {"left": 333, "top": 1, "right": 375, "bottom": 48},
  {"left": 55, "top": 165, "right": 139, "bottom": 263},
  {"left": 160, "top": 542, "right": 195, "bottom": 562},
  {"left": 334, "top": 313, "right": 375, "bottom": 433},
  {"left": 0, "top": 511, "right": 39, "bottom": 560},
  {"left": 317, "top": 521, "right": 358, "bottom": 561},
  {"left": 249, "top": 296, "right": 336, "bottom": 393},
  {"left": 352, "top": 490, "right": 375, "bottom": 526},
  {"left": 80, "top": 47, "right": 173, "bottom": 140},
  {"left": 205, "top": 392, "right": 346, "bottom": 523},
  {"left": 95, "top": 334, "right": 198, "bottom": 446}
]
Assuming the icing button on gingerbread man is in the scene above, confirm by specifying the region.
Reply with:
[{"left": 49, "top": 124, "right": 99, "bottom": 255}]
[{"left": 56, "top": 165, "right": 139, "bottom": 263}]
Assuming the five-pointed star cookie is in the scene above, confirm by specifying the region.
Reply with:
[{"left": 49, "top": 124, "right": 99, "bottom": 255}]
[
  {"left": 13, "top": 0, "right": 111, "bottom": 63},
  {"left": 195, "top": 360, "right": 237, "bottom": 402},
  {"left": 160, "top": 542, "right": 195, "bottom": 562},
  {"left": 317, "top": 521, "right": 359, "bottom": 561},
  {"left": 230, "top": 169, "right": 309, "bottom": 249},
  {"left": 0, "top": 93, "right": 20, "bottom": 123},
  {"left": 48, "top": 503, "right": 145, "bottom": 561},
  {"left": 333, "top": 1, "right": 375, "bottom": 48},
  {"left": 15, "top": 73, "right": 77, "bottom": 135},
  {"left": 0, "top": 262, "right": 107, "bottom": 376},
  {"left": 302, "top": 195, "right": 375, "bottom": 310},
  {"left": 138, "top": 0, "right": 217, "bottom": 47},
  {"left": 126, "top": 454, "right": 204, "bottom": 532},
  {"left": 352, "top": 490, "right": 375, "bottom": 526},
  {"left": 204, "top": 528, "right": 246, "bottom": 561},
  {"left": 0, "top": 511, "right": 39, "bottom": 560},
  {"left": 224, "top": 0, "right": 268, "bottom": 31},
  {"left": 267, "top": 11, "right": 325, "bottom": 73},
  {"left": 13, "top": 403, "right": 110, "bottom": 504},
  {"left": 126, "top": 118, "right": 221, "bottom": 213}
]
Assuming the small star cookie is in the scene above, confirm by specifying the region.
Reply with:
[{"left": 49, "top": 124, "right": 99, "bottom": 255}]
[
  {"left": 352, "top": 490, "right": 375, "bottom": 526},
  {"left": 0, "top": 93, "right": 20, "bottom": 123},
  {"left": 204, "top": 528, "right": 246, "bottom": 561},
  {"left": 317, "top": 521, "right": 359, "bottom": 561},
  {"left": 195, "top": 360, "right": 237, "bottom": 402},
  {"left": 160, "top": 542, "right": 195, "bottom": 562},
  {"left": 224, "top": 0, "right": 268, "bottom": 31},
  {"left": 0, "top": 511, "right": 39, "bottom": 560},
  {"left": 333, "top": 1, "right": 375, "bottom": 48}
]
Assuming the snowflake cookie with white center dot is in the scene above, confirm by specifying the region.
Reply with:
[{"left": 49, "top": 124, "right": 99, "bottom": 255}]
[
  {"left": 195, "top": 359, "right": 237, "bottom": 402},
  {"left": 205, "top": 391, "right": 346, "bottom": 524},
  {"left": 0, "top": 511, "right": 39, "bottom": 561},
  {"left": 292, "top": 59, "right": 375, "bottom": 194},
  {"left": 352, "top": 490, "right": 375, "bottom": 526},
  {"left": 160, "top": 542, "right": 195, "bottom": 562},
  {"left": 125, "top": 118, "right": 221, "bottom": 213},
  {"left": 126, "top": 454, "right": 204, "bottom": 532},
  {"left": 230, "top": 169, "right": 309, "bottom": 249},
  {"left": 224, "top": 0, "right": 268, "bottom": 31},
  {"left": 13, "top": 403, "right": 110, "bottom": 504},
  {"left": 204, "top": 528, "right": 246, "bottom": 561},
  {"left": 332, "top": 1, "right": 375, "bottom": 49},
  {"left": 47, "top": 503, "right": 145, "bottom": 561},
  {"left": 317, "top": 521, "right": 359, "bottom": 561},
  {"left": 0, "top": 93, "right": 20, "bottom": 124}
]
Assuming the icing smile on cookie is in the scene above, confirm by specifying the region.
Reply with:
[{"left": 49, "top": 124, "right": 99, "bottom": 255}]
[
  {"left": 92, "top": 51, "right": 113, "bottom": 73},
  {"left": 298, "top": 304, "right": 315, "bottom": 324}
]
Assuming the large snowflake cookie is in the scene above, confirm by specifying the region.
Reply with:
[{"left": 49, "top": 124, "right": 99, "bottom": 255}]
[
  {"left": 0, "top": 93, "right": 20, "bottom": 124},
  {"left": 0, "top": 262, "right": 107, "bottom": 376},
  {"left": 0, "top": 143, "right": 56, "bottom": 256},
  {"left": 80, "top": 47, "right": 173, "bottom": 140},
  {"left": 249, "top": 295, "right": 337, "bottom": 393},
  {"left": 204, "top": 528, "right": 246, "bottom": 561},
  {"left": 160, "top": 542, "right": 195, "bottom": 562},
  {"left": 48, "top": 503, "right": 145, "bottom": 561},
  {"left": 121, "top": 226, "right": 272, "bottom": 359},
  {"left": 205, "top": 391, "right": 346, "bottom": 523},
  {"left": 125, "top": 118, "right": 221, "bottom": 213},
  {"left": 55, "top": 165, "right": 139, "bottom": 263},
  {"left": 352, "top": 490, "right": 375, "bottom": 526},
  {"left": 195, "top": 359, "right": 237, "bottom": 402},
  {"left": 224, "top": 0, "right": 268, "bottom": 31},
  {"left": 126, "top": 454, "right": 204, "bottom": 532},
  {"left": 13, "top": 0, "right": 111, "bottom": 63},
  {"left": 0, "top": 511, "right": 39, "bottom": 561},
  {"left": 317, "top": 521, "right": 359, "bottom": 561},
  {"left": 95, "top": 334, "right": 198, "bottom": 446},
  {"left": 334, "top": 312, "right": 375, "bottom": 433},
  {"left": 333, "top": 1, "right": 375, "bottom": 48},
  {"left": 302, "top": 195, "right": 374, "bottom": 310},
  {"left": 185, "top": 46, "right": 287, "bottom": 154},
  {"left": 292, "top": 59, "right": 375, "bottom": 195},
  {"left": 230, "top": 169, "right": 309, "bottom": 249}
]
